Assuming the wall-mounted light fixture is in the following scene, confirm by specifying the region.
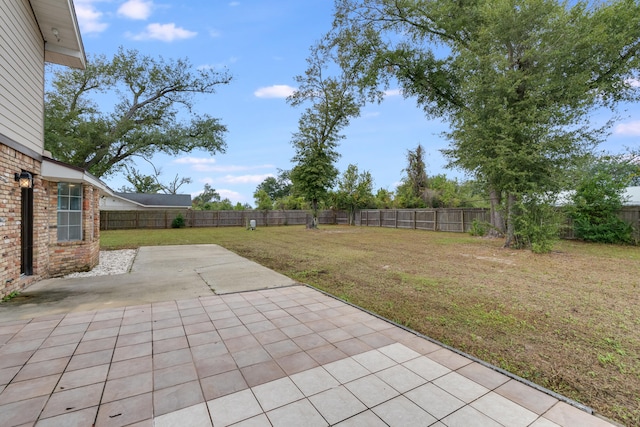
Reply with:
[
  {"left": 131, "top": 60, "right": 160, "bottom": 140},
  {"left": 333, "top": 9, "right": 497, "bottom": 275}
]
[{"left": 15, "top": 171, "right": 33, "bottom": 189}]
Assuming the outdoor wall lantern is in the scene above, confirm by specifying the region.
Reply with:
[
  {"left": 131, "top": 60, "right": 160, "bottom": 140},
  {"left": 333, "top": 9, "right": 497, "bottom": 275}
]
[{"left": 15, "top": 171, "right": 33, "bottom": 189}]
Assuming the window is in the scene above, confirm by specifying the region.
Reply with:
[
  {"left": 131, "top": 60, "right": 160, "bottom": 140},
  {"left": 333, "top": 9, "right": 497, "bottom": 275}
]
[{"left": 57, "top": 183, "right": 82, "bottom": 241}]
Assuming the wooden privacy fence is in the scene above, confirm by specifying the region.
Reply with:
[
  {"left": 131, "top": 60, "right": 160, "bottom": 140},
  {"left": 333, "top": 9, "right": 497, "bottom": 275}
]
[
  {"left": 356, "top": 208, "right": 490, "bottom": 233},
  {"left": 100, "top": 209, "right": 349, "bottom": 230}
]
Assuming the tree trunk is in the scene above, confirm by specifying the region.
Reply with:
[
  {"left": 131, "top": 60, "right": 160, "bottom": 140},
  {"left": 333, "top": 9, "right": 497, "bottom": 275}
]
[
  {"left": 308, "top": 199, "right": 319, "bottom": 229},
  {"left": 503, "top": 193, "right": 518, "bottom": 248},
  {"left": 488, "top": 188, "right": 505, "bottom": 237}
]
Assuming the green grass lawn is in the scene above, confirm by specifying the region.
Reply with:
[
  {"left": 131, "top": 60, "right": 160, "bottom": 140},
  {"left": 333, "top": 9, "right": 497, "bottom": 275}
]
[{"left": 102, "top": 225, "right": 640, "bottom": 425}]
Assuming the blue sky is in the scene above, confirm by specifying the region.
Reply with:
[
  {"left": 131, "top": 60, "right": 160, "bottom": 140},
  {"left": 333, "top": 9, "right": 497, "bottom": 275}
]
[{"left": 67, "top": 0, "right": 639, "bottom": 206}]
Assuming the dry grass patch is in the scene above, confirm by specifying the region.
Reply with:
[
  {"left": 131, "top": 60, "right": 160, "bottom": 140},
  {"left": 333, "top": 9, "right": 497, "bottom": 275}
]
[{"left": 102, "top": 225, "right": 640, "bottom": 424}]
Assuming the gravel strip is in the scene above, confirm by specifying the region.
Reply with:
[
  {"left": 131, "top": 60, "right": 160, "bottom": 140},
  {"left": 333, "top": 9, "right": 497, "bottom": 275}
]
[{"left": 64, "top": 249, "right": 137, "bottom": 278}]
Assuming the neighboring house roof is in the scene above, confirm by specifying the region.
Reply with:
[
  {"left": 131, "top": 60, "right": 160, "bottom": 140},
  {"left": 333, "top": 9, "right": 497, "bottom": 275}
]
[
  {"left": 31, "top": 0, "right": 86, "bottom": 69},
  {"left": 114, "top": 193, "right": 192, "bottom": 208}
]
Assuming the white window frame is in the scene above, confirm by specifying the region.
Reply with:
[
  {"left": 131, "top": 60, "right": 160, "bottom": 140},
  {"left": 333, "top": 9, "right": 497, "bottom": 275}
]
[{"left": 57, "top": 183, "right": 83, "bottom": 241}]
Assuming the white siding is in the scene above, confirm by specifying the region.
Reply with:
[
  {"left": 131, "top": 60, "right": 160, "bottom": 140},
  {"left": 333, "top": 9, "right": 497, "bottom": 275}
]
[{"left": 0, "top": 0, "right": 45, "bottom": 154}]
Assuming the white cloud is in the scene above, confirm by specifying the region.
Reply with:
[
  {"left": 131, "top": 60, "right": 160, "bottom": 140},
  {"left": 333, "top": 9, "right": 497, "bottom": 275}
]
[
  {"left": 218, "top": 189, "right": 245, "bottom": 202},
  {"left": 625, "top": 78, "right": 640, "bottom": 88},
  {"left": 220, "top": 174, "right": 274, "bottom": 184},
  {"left": 175, "top": 157, "right": 216, "bottom": 165},
  {"left": 254, "top": 85, "right": 296, "bottom": 99},
  {"left": 614, "top": 120, "right": 640, "bottom": 136},
  {"left": 384, "top": 89, "right": 402, "bottom": 97},
  {"left": 75, "top": 0, "right": 109, "bottom": 34},
  {"left": 128, "top": 23, "right": 197, "bottom": 42},
  {"left": 118, "top": 0, "right": 153, "bottom": 20}
]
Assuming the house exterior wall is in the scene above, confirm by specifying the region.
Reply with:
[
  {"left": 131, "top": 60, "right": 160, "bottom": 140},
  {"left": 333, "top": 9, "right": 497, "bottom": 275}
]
[
  {"left": 46, "top": 182, "right": 100, "bottom": 278},
  {"left": 0, "top": 0, "right": 45, "bottom": 155}
]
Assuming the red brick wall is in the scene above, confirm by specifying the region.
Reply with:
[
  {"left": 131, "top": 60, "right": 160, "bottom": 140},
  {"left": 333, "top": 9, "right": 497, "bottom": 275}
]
[{"left": 0, "top": 143, "right": 102, "bottom": 298}]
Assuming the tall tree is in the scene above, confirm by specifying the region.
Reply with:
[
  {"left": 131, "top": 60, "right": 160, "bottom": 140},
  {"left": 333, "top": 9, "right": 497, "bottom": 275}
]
[
  {"left": 45, "top": 47, "right": 231, "bottom": 177},
  {"left": 325, "top": 0, "right": 640, "bottom": 247},
  {"left": 288, "top": 46, "right": 362, "bottom": 227},
  {"left": 334, "top": 164, "right": 375, "bottom": 224},
  {"left": 254, "top": 169, "right": 293, "bottom": 203},
  {"left": 192, "top": 184, "right": 220, "bottom": 210},
  {"left": 119, "top": 158, "right": 191, "bottom": 194}
]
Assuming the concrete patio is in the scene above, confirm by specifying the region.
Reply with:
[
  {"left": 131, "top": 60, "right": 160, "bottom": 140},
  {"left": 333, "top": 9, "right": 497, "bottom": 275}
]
[{"left": 0, "top": 246, "right": 617, "bottom": 426}]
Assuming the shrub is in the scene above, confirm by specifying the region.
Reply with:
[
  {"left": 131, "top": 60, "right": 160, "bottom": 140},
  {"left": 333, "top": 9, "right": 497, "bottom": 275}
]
[
  {"left": 512, "top": 195, "right": 562, "bottom": 253},
  {"left": 469, "top": 219, "right": 488, "bottom": 237},
  {"left": 171, "top": 213, "right": 186, "bottom": 228}
]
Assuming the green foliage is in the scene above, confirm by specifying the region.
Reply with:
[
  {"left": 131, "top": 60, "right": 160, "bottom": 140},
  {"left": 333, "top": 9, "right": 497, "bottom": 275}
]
[
  {"left": 326, "top": 0, "right": 640, "bottom": 248},
  {"left": 469, "top": 219, "right": 488, "bottom": 237},
  {"left": 333, "top": 164, "right": 375, "bottom": 224},
  {"left": 288, "top": 46, "right": 362, "bottom": 225},
  {"left": 45, "top": 47, "right": 231, "bottom": 177},
  {"left": 171, "top": 213, "right": 186, "bottom": 229},
  {"left": 192, "top": 184, "right": 221, "bottom": 210},
  {"left": 254, "top": 189, "right": 274, "bottom": 211},
  {"left": 512, "top": 195, "right": 563, "bottom": 253},
  {"left": 255, "top": 170, "right": 292, "bottom": 202},
  {"left": 569, "top": 165, "right": 633, "bottom": 244}
]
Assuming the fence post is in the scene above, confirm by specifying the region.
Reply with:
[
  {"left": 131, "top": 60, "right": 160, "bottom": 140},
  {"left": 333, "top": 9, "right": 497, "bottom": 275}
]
[
  {"left": 395, "top": 210, "right": 398, "bottom": 228},
  {"left": 460, "top": 209, "right": 464, "bottom": 233}
]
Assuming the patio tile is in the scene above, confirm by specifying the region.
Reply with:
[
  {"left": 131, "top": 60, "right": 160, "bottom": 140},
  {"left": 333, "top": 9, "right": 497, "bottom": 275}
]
[
  {"left": 212, "top": 316, "right": 242, "bottom": 329},
  {"left": 190, "top": 341, "right": 229, "bottom": 361},
  {"left": 87, "top": 318, "right": 121, "bottom": 331},
  {"left": 186, "top": 331, "right": 222, "bottom": 347},
  {"left": 433, "top": 371, "right": 490, "bottom": 403},
  {"left": 120, "top": 322, "right": 152, "bottom": 336},
  {"left": 306, "top": 344, "right": 349, "bottom": 365},
  {"left": 334, "top": 410, "right": 387, "bottom": 427},
  {"left": 253, "top": 329, "right": 288, "bottom": 345},
  {"left": 207, "top": 388, "right": 263, "bottom": 426},
  {"left": 95, "top": 392, "right": 153, "bottom": 426},
  {"left": 352, "top": 349, "right": 396, "bottom": 373},
  {"left": 252, "top": 377, "right": 305, "bottom": 411},
  {"left": 39, "top": 382, "right": 103, "bottom": 419},
  {"left": 179, "top": 307, "right": 206, "bottom": 318},
  {"left": 153, "top": 380, "right": 204, "bottom": 417},
  {"left": 181, "top": 314, "right": 211, "bottom": 327},
  {"left": 0, "top": 374, "right": 59, "bottom": 404},
  {"left": 375, "top": 364, "right": 426, "bottom": 393},
  {"left": 67, "top": 348, "right": 113, "bottom": 371},
  {"left": 29, "top": 343, "right": 77, "bottom": 363},
  {"left": 334, "top": 338, "right": 373, "bottom": 356},
  {"left": 116, "top": 331, "right": 152, "bottom": 347},
  {"left": 240, "top": 359, "right": 286, "bottom": 387},
  {"left": 281, "top": 324, "right": 313, "bottom": 339},
  {"left": 372, "top": 395, "right": 437, "bottom": 427},
  {"left": 323, "top": 357, "right": 370, "bottom": 384},
  {"left": 292, "top": 333, "right": 329, "bottom": 351},
  {"left": 208, "top": 309, "right": 236, "bottom": 321},
  {"left": 36, "top": 406, "right": 98, "bottom": 427},
  {"left": 290, "top": 366, "right": 340, "bottom": 397},
  {"left": 471, "top": 391, "right": 539, "bottom": 427},
  {"left": 232, "top": 347, "right": 272, "bottom": 368},
  {"left": 271, "top": 316, "right": 301, "bottom": 328},
  {"left": 357, "top": 332, "right": 396, "bottom": 349},
  {"left": 263, "top": 309, "right": 292, "bottom": 320},
  {"left": 40, "top": 333, "right": 83, "bottom": 349},
  {"left": 264, "top": 339, "right": 301, "bottom": 358},
  {"left": 112, "top": 342, "right": 152, "bottom": 362},
  {"left": 400, "top": 335, "right": 441, "bottom": 354},
  {"left": 267, "top": 399, "right": 328, "bottom": 427},
  {"left": 152, "top": 317, "right": 182, "bottom": 331},
  {"left": 276, "top": 351, "right": 319, "bottom": 375},
  {"left": 232, "top": 413, "right": 272, "bottom": 427},
  {"left": 403, "top": 356, "right": 450, "bottom": 381},
  {"left": 457, "top": 362, "right": 510, "bottom": 390},
  {"left": 183, "top": 321, "right": 216, "bottom": 335},
  {"left": 308, "top": 385, "right": 366, "bottom": 425},
  {"left": 427, "top": 347, "right": 473, "bottom": 370},
  {"left": 442, "top": 405, "right": 502, "bottom": 427},
  {"left": 246, "top": 320, "right": 277, "bottom": 334},
  {"left": 0, "top": 350, "right": 34, "bottom": 369},
  {"left": 153, "top": 335, "right": 189, "bottom": 354},
  {"left": 82, "top": 326, "right": 120, "bottom": 341},
  {"left": 543, "top": 401, "right": 617, "bottom": 427},
  {"left": 0, "top": 365, "right": 20, "bottom": 386},
  {"left": 376, "top": 343, "right": 421, "bottom": 363},
  {"left": 318, "top": 328, "right": 353, "bottom": 343},
  {"left": 225, "top": 334, "right": 261, "bottom": 353},
  {"left": 239, "top": 313, "right": 268, "bottom": 325},
  {"left": 200, "top": 369, "right": 248, "bottom": 400},
  {"left": 0, "top": 395, "right": 48, "bottom": 426},
  {"left": 107, "top": 355, "right": 153, "bottom": 380},
  {"left": 12, "top": 357, "right": 69, "bottom": 382},
  {"left": 154, "top": 362, "right": 198, "bottom": 390},
  {"left": 56, "top": 364, "right": 109, "bottom": 391},
  {"left": 405, "top": 383, "right": 465, "bottom": 419},
  {"left": 218, "top": 325, "right": 251, "bottom": 340},
  {"left": 194, "top": 353, "right": 237, "bottom": 378},
  {"left": 153, "top": 325, "right": 185, "bottom": 341},
  {"left": 345, "top": 374, "right": 399, "bottom": 407},
  {"left": 49, "top": 323, "right": 90, "bottom": 337},
  {"left": 495, "top": 379, "right": 559, "bottom": 414},
  {"left": 153, "top": 348, "right": 192, "bottom": 369},
  {"left": 153, "top": 402, "right": 212, "bottom": 427},
  {"left": 75, "top": 336, "right": 116, "bottom": 355},
  {"left": 102, "top": 371, "right": 153, "bottom": 402}
]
